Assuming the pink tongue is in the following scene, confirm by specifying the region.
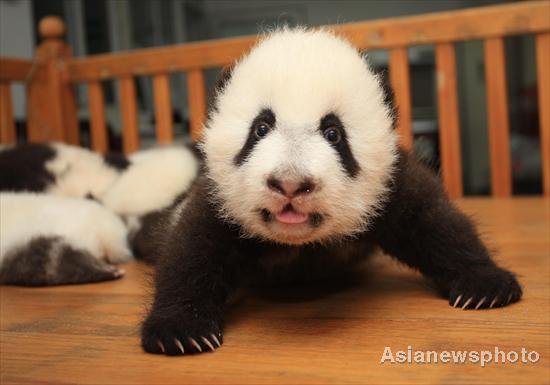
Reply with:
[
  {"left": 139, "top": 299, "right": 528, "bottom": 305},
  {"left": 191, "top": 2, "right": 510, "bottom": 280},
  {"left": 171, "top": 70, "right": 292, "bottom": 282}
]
[{"left": 275, "top": 210, "right": 309, "bottom": 224}]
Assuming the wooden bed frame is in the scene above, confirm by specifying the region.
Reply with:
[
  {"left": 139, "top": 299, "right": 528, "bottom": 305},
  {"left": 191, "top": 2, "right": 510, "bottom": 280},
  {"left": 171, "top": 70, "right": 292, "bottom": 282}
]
[{"left": 0, "top": 1, "right": 548, "bottom": 198}]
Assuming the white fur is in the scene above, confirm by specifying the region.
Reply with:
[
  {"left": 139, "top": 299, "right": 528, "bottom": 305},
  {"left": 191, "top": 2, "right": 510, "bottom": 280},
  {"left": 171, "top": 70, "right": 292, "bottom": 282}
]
[
  {"left": 202, "top": 29, "right": 397, "bottom": 244},
  {"left": 46, "top": 142, "right": 120, "bottom": 198},
  {"left": 100, "top": 146, "right": 199, "bottom": 216},
  {"left": 170, "top": 197, "right": 189, "bottom": 229},
  {"left": 0, "top": 192, "right": 132, "bottom": 266},
  {"left": 43, "top": 143, "right": 198, "bottom": 217}
]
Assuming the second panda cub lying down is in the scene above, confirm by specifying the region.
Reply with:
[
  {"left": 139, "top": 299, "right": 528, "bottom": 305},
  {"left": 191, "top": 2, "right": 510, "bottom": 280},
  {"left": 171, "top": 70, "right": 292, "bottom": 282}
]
[{"left": 140, "top": 29, "right": 522, "bottom": 355}]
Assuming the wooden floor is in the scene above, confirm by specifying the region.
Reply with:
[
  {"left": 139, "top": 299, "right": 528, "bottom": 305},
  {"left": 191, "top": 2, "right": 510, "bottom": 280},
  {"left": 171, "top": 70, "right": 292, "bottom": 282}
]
[{"left": 1, "top": 198, "right": 549, "bottom": 385}]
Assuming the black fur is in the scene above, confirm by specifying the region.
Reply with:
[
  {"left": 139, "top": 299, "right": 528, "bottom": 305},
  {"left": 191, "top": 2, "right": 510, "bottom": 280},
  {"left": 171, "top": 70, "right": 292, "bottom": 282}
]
[
  {"left": 207, "top": 66, "right": 234, "bottom": 116},
  {"left": 0, "top": 143, "right": 56, "bottom": 192},
  {"left": 140, "top": 178, "right": 240, "bottom": 354},
  {"left": 85, "top": 192, "right": 98, "bottom": 201},
  {"left": 131, "top": 191, "right": 189, "bottom": 264},
  {"left": 131, "top": 210, "right": 166, "bottom": 264},
  {"left": 379, "top": 73, "right": 399, "bottom": 130},
  {"left": 319, "top": 113, "right": 360, "bottom": 178},
  {"left": 0, "top": 236, "right": 123, "bottom": 286},
  {"left": 215, "top": 65, "right": 234, "bottom": 93},
  {"left": 104, "top": 153, "right": 130, "bottom": 171},
  {"left": 184, "top": 142, "right": 206, "bottom": 170},
  {"left": 234, "top": 109, "right": 276, "bottom": 166},
  {"left": 0, "top": 144, "right": 131, "bottom": 194},
  {"left": 140, "top": 177, "right": 371, "bottom": 355},
  {"left": 368, "top": 150, "right": 522, "bottom": 308},
  {"left": 140, "top": 149, "right": 522, "bottom": 355}
]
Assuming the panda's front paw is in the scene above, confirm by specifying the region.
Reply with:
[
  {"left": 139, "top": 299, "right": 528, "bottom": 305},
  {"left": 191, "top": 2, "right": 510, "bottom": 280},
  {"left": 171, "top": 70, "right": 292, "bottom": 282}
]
[
  {"left": 141, "top": 308, "right": 223, "bottom": 355},
  {"left": 448, "top": 265, "right": 522, "bottom": 310}
]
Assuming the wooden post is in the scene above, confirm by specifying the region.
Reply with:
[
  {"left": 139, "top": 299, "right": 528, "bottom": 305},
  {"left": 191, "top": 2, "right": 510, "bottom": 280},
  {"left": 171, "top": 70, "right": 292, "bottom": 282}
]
[
  {"left": 187, "top": 69, "right": 206, "bottom": 141},
  {"left": 119, "top": 76, "right": 140, "bottom": 154},
  {"left": 88, "top": 81, "right": 108, "bottom": 153},
  {"left": 435, "top": 43, "right": 463, "bottom": 199},
  {"left": 484, "top": 37, "right": 512, "bottom": 197},
  {"left": 536, "top": 32, "right": 550, "bottom": 196},
  {"left": 0, "top": 83, "right": 16, "bottom": 144},
  {"left": 27, "top": 16, "right": 78, "bottom": 144},
  {"left": 389, "top": 47, "right": 413, "bottom": 151},
  {"left": 153, "top": 73, "right": 174, "bottom": 144}
]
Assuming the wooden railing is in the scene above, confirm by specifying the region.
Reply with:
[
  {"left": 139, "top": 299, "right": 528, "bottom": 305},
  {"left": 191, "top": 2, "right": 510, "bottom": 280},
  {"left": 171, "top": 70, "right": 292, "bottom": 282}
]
[
  {"left": 0, "top": 58, "right": 32, "bottom": 144},
  {"left": 0, "top": 1, "right": 548, "bottom": 198}
]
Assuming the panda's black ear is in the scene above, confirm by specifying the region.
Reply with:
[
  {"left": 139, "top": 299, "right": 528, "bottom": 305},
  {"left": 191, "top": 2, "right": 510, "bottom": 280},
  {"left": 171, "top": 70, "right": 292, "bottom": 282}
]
[
  {"left": 207, "top": 65, "right": 235, "bottom": 116},
  {"left": 381, "top": 81, "right": 398, "bottom": 131},
  {"left": 215, "top": 65, "right": 234, "bottom": 92}
]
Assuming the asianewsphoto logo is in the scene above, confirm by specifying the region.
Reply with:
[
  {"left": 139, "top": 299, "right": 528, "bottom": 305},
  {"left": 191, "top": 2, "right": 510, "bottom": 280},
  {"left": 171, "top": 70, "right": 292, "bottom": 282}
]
[{"left": 380, "top": 346, "right": 540, "bottom": 368}]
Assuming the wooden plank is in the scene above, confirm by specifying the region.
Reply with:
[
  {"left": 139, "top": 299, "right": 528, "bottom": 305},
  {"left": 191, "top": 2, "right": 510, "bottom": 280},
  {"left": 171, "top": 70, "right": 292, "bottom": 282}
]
[
  {"left": 153, "top": 73, "right": 173, "bottom": 144},
  {"left": 187, "top": 69, "right": 206, "bottom": 141},
  {"left": 0, "top": 82, "right": 16, "bottom": 144},
  {"left": 484, "top": 37, "right": 512, "bottom": 197},
  {"left": 68, "top": 36, "right": 256, "bottom": 82},
  {"left": 389, "top": 47, "right": 413, "bottom": 151},
  {"left": 0, "top": 58, "right": 33, "bottom": 82},
  {"left": 1, "top": 197, "right": 549, "bottom": 384},
  {"left": 119, "top": 76, "right": 140, "bottom": 154},
  {"left": 435, "top": 42, "right": 463, "bottom": 199},
  {"left": 66, "top": 2, "right": 550, "bottom": 82},
  {"left": 536, "top": 32, "right": 550, "bottom": 196},
  {"left": 87, "top": 81, "right": 108, "bottom": 154}
]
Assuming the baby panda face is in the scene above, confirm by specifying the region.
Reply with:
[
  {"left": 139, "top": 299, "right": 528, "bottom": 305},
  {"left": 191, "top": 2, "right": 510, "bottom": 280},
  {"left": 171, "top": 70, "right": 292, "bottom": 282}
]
[{"left": 202, "top": 29, "right": 397, "bottom": 245}]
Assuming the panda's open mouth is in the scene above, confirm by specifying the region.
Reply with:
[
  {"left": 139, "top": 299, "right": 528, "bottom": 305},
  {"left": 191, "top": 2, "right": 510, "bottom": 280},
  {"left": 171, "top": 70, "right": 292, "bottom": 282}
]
[
  {"left": 275, "top": 204, "right": 309, "bottom": 224},
  {"left": 261, "top": 204, "right": 324, "bottom": 227}
]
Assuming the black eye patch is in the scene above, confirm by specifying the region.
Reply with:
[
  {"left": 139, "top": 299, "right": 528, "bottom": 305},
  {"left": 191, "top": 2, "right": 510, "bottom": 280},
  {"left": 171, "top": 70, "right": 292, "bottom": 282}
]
[
  {"left": 319, "top": 113, "right": 360, "bottom": 178},
  {"left": 234, "top": 108, "right": 276, "bottom": 166}
]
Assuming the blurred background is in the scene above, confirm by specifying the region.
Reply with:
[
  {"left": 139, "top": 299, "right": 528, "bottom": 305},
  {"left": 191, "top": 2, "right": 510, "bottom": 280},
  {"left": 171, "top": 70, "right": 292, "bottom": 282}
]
[{"left": 0, "top": 0, "right": 543, "bottom": 195}]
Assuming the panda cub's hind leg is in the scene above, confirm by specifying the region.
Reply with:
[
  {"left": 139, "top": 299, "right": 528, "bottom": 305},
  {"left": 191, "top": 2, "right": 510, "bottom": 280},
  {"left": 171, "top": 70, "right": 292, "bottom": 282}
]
[{"left": 0, "top": 236, "right": 125, "bottom": 286}]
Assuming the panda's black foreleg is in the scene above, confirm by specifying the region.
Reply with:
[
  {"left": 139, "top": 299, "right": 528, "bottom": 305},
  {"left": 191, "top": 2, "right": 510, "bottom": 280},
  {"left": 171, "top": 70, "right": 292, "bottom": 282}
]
[
  {"left": 140, "top": 181, "right": 242, "bottom": 355},
  {"left": 370, "top": 151, "right": 522, "bottom": 309},
  {"left": 140, "top": 240, "right": 234, "bottom": 355}
]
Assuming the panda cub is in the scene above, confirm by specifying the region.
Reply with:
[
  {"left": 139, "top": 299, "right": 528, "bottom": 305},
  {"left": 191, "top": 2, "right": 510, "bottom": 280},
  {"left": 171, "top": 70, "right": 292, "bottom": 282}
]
[
  {"left": 0, "top": 192, "right": 130, "bottom": 286},
  {"left": 141, "top": 29, "right": 522, "bottom": 355},
  {"left": 0, "top": 142, "right": 200, "bottom": 285}
]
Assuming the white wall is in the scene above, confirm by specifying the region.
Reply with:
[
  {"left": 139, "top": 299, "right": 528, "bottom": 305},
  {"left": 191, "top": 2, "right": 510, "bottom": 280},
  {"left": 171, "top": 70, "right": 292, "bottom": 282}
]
[{"left": 0, "top": 0, "right": 34, "bottom": 119}]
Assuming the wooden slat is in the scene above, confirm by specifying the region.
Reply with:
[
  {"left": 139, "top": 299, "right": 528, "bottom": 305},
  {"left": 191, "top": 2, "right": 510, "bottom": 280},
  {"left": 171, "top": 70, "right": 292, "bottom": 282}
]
[
  {"left": 435, "top": 42, "right": 463, "bottom": 199},
  {"left": 484, "top": 37, "right": 512, "bottom": 197},
  {"left": 389, "top": 47, "right": 413, "bottom": 151},
  {"left": 66, "top": 1, "right": 550, "bottom": 82},
  {"left": 0, "top": 58, "right": 33, "bottom": 82},
  {"left": 62, "top": 80, "right": 79, "bottom": 145},
  {"left": 536, "top": 32, "right": 550, "bottom": 196},
  {"left": 153, "top": 73, "right": 173, "bottom": 144},
  {"left": 119, "top": 76, "right": 140, "bottom": 154},
  {"left": 187, "top": 69, "right": 206, "bottom": 141},
  {"left": 87, "top": 81, "right": 108, "bottom": 154},
  {"left": 0, "top": 82, "right": 16, "bottom": 144}
]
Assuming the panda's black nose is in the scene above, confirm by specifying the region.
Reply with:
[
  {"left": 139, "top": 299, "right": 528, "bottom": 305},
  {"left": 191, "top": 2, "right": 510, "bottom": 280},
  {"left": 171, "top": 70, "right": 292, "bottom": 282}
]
[{"left": 266, "top": 177, "right": 316, "bottom": 197}]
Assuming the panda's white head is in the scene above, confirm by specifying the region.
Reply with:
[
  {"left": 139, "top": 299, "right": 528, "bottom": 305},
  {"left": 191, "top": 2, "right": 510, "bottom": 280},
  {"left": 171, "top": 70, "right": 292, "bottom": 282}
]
[{"left": 202, "top": 28, "right": 397, "bottom": 245}]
